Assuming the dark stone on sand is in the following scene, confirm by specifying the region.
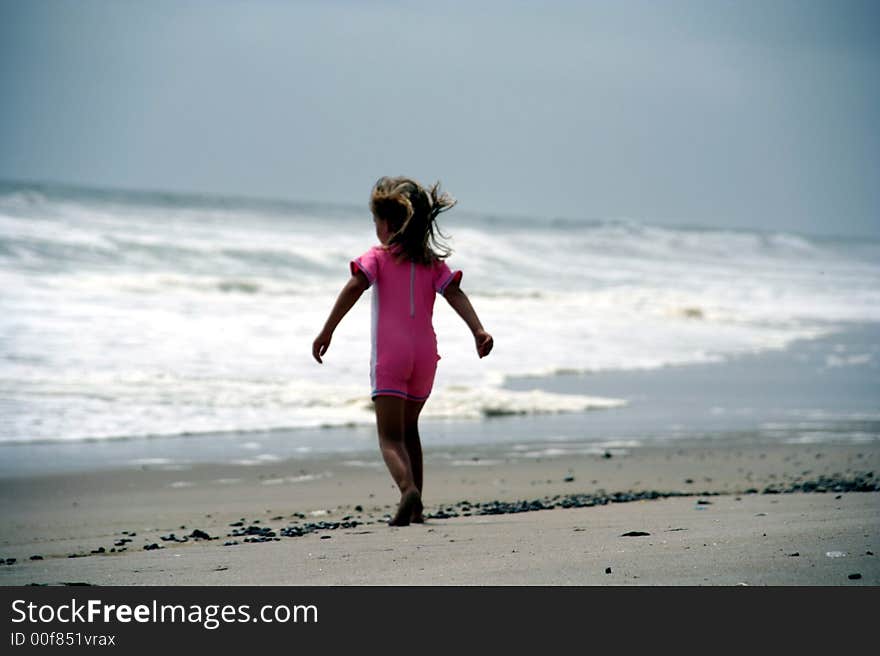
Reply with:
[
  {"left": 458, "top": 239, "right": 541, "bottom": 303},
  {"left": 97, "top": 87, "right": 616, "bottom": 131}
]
[
  {"left": 320, "top": 535, "right": 332, "bottom": 539},
  {"left": 848, "top": 573, "right": 862, "bottom": 580},
  {"left": 229, "top": 521, "right": 244, "bottom": 527},
  {"left": 30, "top": 555, "right": 43, "bottom": 561},
  {"left": 684, "top": 478, "right": 694, "bottom": 484},
  {"left": 696, "top": 499, "right": 712, "bottom": 505},
  {"left": 190, "top": 529, "right": 212, "bottom": 540},
  {"left": 789, "top": 552, "right": 800, "bottom": 557},
  {"left": 5, "top": 558, "right": 16, "bottom": 565},
  {"left": 605, "top": 567, "right": 612, "bottom": 574},
  {"left": 355, "top": 505, "right": 364, "bottom": 512},
  {"left": 143, "top": 543, "right": 162, "bottom": 551},
  {"left": 90, "top": 547, "right": 105, "bottom": 554},
  {"left": 230, "top": 525, "right": 280, "bottom": 539},
  {"left": 563, "top": 476, "right": 575, "bottom": 483},
  {"left": 223, "top": 541, "right": 239, "bottom": 546},
  {"left": 62, "top": 582, "right": 92, "bottom": 586},
  {"left": 602, "top": 451, "right": 612, "bottom": 459},
  {"left": 787, "top": 473, "right": 878, "bottom": 494},
  {"left": 867, "top": 551, "right": 874, "bottom": 556},
  {"left": 621, "top": 531, "right": 651, "bottom": 537}
]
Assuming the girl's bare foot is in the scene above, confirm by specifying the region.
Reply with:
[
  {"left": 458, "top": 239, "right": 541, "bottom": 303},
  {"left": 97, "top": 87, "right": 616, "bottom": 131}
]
[
  {"left": 389, "top": 489, "right": 421, "bottom": 527},
  {"left": 411, "top": 496, "right": 425, "bottom": 523}
]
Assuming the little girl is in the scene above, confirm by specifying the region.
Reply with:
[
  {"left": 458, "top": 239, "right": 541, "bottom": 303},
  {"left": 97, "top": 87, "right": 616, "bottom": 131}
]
[{"left": 312, "top": 176, "right": 493, "bottom": 526}]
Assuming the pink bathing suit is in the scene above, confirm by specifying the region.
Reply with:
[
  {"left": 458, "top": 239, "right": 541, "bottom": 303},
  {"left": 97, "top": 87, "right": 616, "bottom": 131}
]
[{"left": 351, "top": 245, "right": 462, "bottom": 401}]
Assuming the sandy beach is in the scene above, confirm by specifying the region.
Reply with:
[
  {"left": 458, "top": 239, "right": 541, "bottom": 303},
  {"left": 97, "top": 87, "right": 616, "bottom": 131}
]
[{"left": 1, "top": 438, "right": 877, "bottom": 586}]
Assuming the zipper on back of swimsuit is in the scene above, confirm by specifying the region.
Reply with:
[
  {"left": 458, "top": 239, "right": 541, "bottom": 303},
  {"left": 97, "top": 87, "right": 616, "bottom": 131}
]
[{"left": 409, "top": 262, "right": 415, "bottom": 318}]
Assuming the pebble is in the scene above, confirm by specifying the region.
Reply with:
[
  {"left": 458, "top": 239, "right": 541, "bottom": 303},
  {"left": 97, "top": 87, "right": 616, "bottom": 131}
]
[
  {"left": 160, "top": 533, "right": 187, "bottom": 543},
  {"left": 143, "top": 543, "right": 162, "bottom": 551},
  {"left": 788, "top": 552, "right": 800, "bottom": 557},
  {"left": 621, "top": 531, "right": 651, "bottom": 537},
  {"left": 189, "top": 529, "right": 212, "bottom": 540},
  {"left": 29, "top": 555, "right": 43, "bottom": 561},
  {"left": 230, "top": 525, "right": 276, "bottom": 538},
  {"left": 848, "top": 573, "right": 862, "bottom": 580},
  {"left": 605, "top": 567, "right": 612, "bottom": 574}
]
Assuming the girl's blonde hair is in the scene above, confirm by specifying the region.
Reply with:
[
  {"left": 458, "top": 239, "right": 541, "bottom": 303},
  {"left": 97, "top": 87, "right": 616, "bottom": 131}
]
[{"left": 370, "top": 176, "right": 456, "bottom": 264}]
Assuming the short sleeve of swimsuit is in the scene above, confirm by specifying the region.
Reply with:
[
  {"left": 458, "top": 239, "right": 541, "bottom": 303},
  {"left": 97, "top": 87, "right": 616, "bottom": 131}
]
[
  {"left": 350, "top": 247, "right": 381, "bottom": 287},
  {"left": 433, "top": 260, "right": 462, "bottom": 295}
]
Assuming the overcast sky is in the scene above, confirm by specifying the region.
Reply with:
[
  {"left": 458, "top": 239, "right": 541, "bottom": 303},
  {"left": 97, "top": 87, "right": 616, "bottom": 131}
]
[{"left": 1, "top": 0, "right": 878, "bottom": 237}]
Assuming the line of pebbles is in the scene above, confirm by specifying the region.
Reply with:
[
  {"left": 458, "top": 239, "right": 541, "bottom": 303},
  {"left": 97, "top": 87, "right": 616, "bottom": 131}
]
[{"left": 4, "top": 472, "right": 875, "bottom": 565}]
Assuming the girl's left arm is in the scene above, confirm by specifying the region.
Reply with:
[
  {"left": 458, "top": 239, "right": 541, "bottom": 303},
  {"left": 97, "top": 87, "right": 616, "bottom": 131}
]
[
  {"left": 443, "top": 281, "right": 493, "bottom": 358},
  {"left": 312, "top": 272, "right": 370, "bottom": 363}
]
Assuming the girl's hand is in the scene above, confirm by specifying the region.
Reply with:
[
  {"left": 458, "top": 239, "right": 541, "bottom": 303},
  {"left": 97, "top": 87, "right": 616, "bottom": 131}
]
[
  {"left": 474, "top": 330, "right": 493, "bottom": 358},
  {"left": 312, "top": 329, "right": 333, "bottom": 363}
]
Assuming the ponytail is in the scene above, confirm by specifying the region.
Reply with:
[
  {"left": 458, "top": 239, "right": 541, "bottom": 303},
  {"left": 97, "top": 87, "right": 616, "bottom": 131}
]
[{"left": 370, "top": 176, "right": 455, "bottom": 264}]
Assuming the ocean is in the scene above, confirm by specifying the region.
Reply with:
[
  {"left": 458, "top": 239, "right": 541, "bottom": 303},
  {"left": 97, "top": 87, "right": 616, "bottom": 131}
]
[{"left": 1, "top": 180, "right": 879, "bottom": 472}]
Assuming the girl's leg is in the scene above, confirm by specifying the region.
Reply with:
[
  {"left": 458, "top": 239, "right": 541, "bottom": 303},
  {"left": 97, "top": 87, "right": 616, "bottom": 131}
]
[
  {"left": 404, "top": 400, "right": 426, "bottom": 522},
  {"left": 374, "top": 395, "right": 420, "bottom": 526}
]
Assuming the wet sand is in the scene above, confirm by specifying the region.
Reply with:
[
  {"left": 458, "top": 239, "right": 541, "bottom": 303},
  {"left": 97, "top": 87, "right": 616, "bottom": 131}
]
[{"left": 1, "top": 439, "right": 877, "bottom": 585}]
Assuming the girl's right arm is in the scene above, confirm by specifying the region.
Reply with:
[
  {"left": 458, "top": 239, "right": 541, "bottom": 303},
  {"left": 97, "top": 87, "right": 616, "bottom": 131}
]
[
  {"left": 443, "top": 281, "right": 493, "bottom": 358},
  {"left": 312, "top": 272, "right": 370, "bottom": 363}
]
